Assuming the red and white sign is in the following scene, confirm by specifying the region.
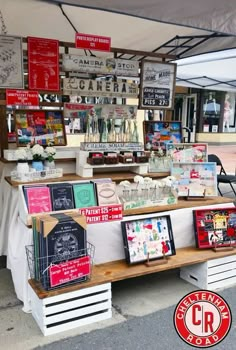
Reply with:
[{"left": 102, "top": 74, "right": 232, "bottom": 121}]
[
  {"left": 6, "top": 89, "right": 39, "bottom": 107},
  {"left": 79, "top": 204, "right": 123, "bottom": 224},
  {"left": 174, "top": 290, "right": 232, "bottom": 348},
  {"left": 75, "top": 32, "right": 111, "bottom": 52},
  {"left": 28, "top": 37, "right": 60, "bottom": 91},
  {"left": 49, "top": 256, "right": 90, "bottom": 287}
]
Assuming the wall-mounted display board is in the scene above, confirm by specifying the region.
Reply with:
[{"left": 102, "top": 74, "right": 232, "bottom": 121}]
[
  {"left": 171, "top": 162, "right": 218, "bottom": 197},
  {"left": 28, "top": 37, "right": 59, "bottom": 91},
  {"left": 63, "top": 78, "right": 138, "bottom": 98},
  {"left": 15, "top": 110, "right": 67, "bottom": 146},
  {"left": 139, "top": 60, "right": 176, "bottom": 109},
  {"left": 62, "top": 54, "right": 139, "bottom": 77},
  {"left": 143, "top": 121, "right": 182, "bottom": 151},
  {"left": 193, "top": 207, "right": 236, "bottom": 249},
  {"left": 0, "top": 35, "right": 24, "bottom": 88}
]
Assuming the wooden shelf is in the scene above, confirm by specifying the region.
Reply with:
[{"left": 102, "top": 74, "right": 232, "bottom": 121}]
[
  {"left": 123, "top": 196, "right": 235, "bottom": 216},
  {"left": 29, "top": 246, "right": 236, "bottom": 299},
  {"left": 4, "top": 171, "right": 169, "bottom": 187}
]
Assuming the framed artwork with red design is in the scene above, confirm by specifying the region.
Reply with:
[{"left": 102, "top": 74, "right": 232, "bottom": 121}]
[{"left": 193, "top": 207, "right": 236, "bottom": 249}]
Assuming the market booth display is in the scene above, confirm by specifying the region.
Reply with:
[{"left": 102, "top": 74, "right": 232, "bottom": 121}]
[{"left": 0, "top": 30, "right": 236, "bottom": 337}]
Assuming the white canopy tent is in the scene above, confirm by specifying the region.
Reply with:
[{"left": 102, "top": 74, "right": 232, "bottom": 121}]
[
  {"left": 1, "top": 0, "right": 236, "bottom": 60},
  {"left": 176, "top": 50, "right": 236, "bottom": 92}
]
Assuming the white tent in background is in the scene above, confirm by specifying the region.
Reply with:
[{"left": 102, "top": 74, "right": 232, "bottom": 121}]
[{"left": 176, "top": 49, "right": 236, "bottom": 92}]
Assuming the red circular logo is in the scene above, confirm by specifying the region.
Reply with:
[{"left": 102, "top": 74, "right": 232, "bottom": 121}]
[{"left": 174, "top": 290, "right": 232, "bottom": 348}]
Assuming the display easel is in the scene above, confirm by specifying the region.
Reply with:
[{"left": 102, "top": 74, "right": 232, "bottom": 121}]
[
  {"left": 185, "top": 189, "right": 207, "bottom": 201},
  {"left": 145, "top": 252, "right": 168, "bottom": 267}
]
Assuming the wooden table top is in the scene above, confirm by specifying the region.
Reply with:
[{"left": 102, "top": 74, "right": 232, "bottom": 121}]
[{"left": 29, "top": 246, "right": 236, "bottom": 299}]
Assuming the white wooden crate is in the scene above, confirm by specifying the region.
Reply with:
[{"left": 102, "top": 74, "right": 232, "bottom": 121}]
[
  {"left": 180, "top": 254, "right": 236, "bottom": 290},
  {"left": 29, "top": 283, "right": 112, "bottom": 336}
]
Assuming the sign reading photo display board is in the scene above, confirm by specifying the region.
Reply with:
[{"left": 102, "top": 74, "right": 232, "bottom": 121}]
[
  {"left": 15, "top": 110, "right": 67, "bottom": 146},
  {"left": 28, "top": 37, "right": 60, "bottom": 91},
  {"left": 139, "top": 60, "right": 176, "bottom": 109},
  {"left": 0, "top": 35, "right": 24, "bottom": 88}
]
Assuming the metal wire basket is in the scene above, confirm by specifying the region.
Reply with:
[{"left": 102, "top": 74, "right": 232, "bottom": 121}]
[{"left": 26, "top": 242, "right": 95, "bottom": 291}]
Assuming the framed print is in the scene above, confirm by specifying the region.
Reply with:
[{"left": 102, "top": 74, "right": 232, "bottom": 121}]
[
  {"left": 171, "top": 162, "right": 217, "bottom": 197},
  {"left": 15, "top": 110, "right": 67, "bottom": 146},
  {"left": 121, "top": 215, "right": 176, "bottom": 264},
  {"left": 139, "top": 60, "right": 176, "bottom": 110},
  {"left": 28, "top": 37, "right": 59, "bottom": 91},
  {"left": 193, "top": 208, "right": 236, "bottom": 249},
  {"left": 143, "top": 121, "right": 182, "bottom": 151},
  {"left": 166, "top": 143, "right": 208, "bottom": 163},
  {"left": 0, "top": 35, "right": 24, "bottom": 88}
]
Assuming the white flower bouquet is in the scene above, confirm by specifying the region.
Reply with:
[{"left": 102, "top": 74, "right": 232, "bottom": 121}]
[
  {"left": 15, "top": 148, "right": 28, "bottom": 162},
  {"left": 31, "top": 144, "right": 45, "bottom": 161},
  {"left": 44, "top": 146, "right": 56, "bottom": 162}
]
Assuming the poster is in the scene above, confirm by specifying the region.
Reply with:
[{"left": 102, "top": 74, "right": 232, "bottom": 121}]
[
  {"left": 63, "top": 78, "right": 138, "bottom": 98},
  {"left": 62, "top": 54, "right": 139, "bottom": 77},
  {"left": 143, "top": 121, "right": 182, "bottom": 151},
  {"left": 28, "top": 37, "right": 59, "bottom": 91},
  {"left": 139, "top": 60, "right": 176, "bottom": 109},
  {"left": 0, "top": 35, "right": 24, "bottom": 88},
  {"left": 15, "top": 110, "right": 67, "bottom": 146}
]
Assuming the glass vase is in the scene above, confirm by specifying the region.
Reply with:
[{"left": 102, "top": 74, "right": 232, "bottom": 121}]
[{"left": 101, "top": 119, "right": 108, "bottom": 142}]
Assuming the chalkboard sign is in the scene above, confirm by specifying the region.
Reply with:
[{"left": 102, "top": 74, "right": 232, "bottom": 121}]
[{"left": 139, "top": 60, "right": 176, "bottom": 110}]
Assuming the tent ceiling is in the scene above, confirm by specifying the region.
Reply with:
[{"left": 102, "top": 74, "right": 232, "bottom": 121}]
[
  {"left": 45, "top": 0, "right": 236, "bottom": 36},
  {"left": 1, "top": 0, "right": 236, "bottom": 60}
]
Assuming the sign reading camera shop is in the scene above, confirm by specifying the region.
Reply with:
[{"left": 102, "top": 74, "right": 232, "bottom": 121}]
[
  {"left": 139, "top": 60, "right": 177, "bottom": 110},
  {"left": 62, "top": 54, "right": 139, "bottom": 77},
  {"left": 63, "top": 78, "right": 138, "bottom": 98}
]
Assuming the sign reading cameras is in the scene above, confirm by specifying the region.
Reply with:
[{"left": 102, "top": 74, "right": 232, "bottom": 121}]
[
  {"left": 62, "top": 54, "right": 139, "bottom": 77},
  {"left": 139, "top": 60, "right": 177, "bottom": 110},
  {"left": 63, "top": 78, "right": 139, "bottom": 98}
]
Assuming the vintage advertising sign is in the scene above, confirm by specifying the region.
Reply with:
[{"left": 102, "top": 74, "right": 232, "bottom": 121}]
[
  {"left": 139, "top": 60, "right": 177, "bottom": 109},
  {"left": 79, "top": 204, "right": 123, "bottom": 224},
  {"left": 63, "top": 78, "right": 138, "bottom": 98},
  {"left": 62, "top": 54, "right": 139, "bottom": 77},
  {"left": 75, "top": 32, "right": 111, "bottom": 52},
  {"left": 28, "top": 37, "right": 60, "bottom": 91},
  {"left": 0, "top": 35, "right": 24, "bottom": 88},
  {"left": 6, "top": 89, "right": 39, "bottom": 107},
  {"left": 64, "top": 103, "right": 137, "bottom": 120},
  {"left": 49, "top": 256, "right": 90, "bottom": 287}
]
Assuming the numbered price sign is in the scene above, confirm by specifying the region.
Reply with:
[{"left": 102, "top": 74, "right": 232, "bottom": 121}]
[
  {"left": 139, "top": 60, "right": 177, "bottom": 110},
  {"left": 79, "top": 204, "right": 123, "bottom": 224}
]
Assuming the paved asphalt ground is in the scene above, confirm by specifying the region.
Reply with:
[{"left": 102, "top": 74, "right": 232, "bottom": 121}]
[{"left": 33, "top": 286, "right": 236, "bottom": 350}]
